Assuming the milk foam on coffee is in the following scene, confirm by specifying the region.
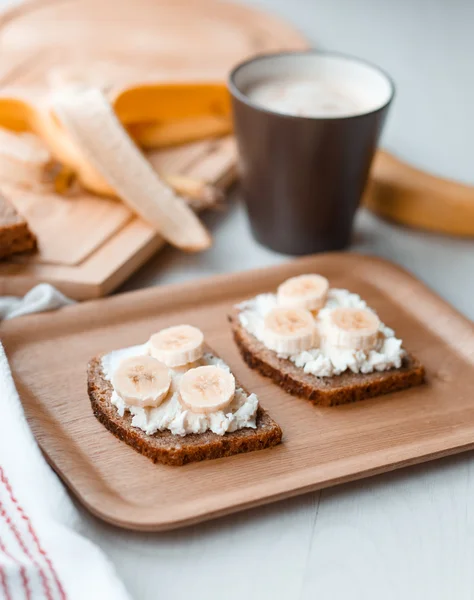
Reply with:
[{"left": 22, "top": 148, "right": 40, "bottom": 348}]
[
  {"left": 246, "top": 77, "right": 364, "bottom": 118},
  {"left": 237, "top": 54, "right": 393, "bottom": 119}
]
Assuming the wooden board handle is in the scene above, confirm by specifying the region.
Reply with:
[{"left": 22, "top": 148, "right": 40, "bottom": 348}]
[{"left": 364, "top": 150, "right": 474, "bottom": 237}]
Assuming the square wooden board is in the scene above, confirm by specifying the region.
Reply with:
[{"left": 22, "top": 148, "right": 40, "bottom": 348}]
[
  {"left": 2, "top": 253, "right": 473, "bottom": 531},
  {"left": 0, "top": 137, "right": 237, "bottom": 300}
]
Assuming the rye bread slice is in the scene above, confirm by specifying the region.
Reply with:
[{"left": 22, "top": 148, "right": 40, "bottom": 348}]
[
  {"left": 229, "top": 310, "right": 425, "bottom": 407},
  {"left": 87, "top": 355, "right": 282, "bottom": 466},
  {"left": 0, "top": 193, "right": 36, "bottom": 259}
]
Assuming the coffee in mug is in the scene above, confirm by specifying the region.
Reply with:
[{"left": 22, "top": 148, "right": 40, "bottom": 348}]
[
  {"left": 229, "top": 52, "right": 394, "bottom": 255},
  {"left": 246, "top": 77, "right": 363, "bottom": 118}
]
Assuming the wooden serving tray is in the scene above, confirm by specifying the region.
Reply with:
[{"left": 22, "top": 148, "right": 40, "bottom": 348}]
[{"left": 2, "top": 253, "right": 473, "bottom": 531}]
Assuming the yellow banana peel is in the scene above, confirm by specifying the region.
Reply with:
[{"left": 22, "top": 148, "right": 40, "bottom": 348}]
[
  {"left": 113, "top": 82, "right": 231, "bottom": 126},
  {"left": 128, "top": 115, "right": 232, "bottom": 149},
  {"left": 0, "top": 82, "right": 233, "bottom": 198}
]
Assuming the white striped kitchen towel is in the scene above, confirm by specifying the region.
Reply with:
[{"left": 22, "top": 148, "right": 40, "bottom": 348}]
[{"left": 0, "top": 285, "right": 130, "bottom": 599}]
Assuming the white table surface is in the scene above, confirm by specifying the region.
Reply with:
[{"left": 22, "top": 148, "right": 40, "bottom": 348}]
[{"left": 4, "top": 0, "right": 474, "bottom": 597}]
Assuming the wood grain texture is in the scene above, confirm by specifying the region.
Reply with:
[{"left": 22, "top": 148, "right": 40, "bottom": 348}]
[
  {"left": 0, "top": 0, "right": 307, "bottom": 298},
  {"left": 4, "top": 184, "right": 132, "bottom": 265},
  {"left": 2, "top": 253, "right": 473, "bottom": 531},
  {"left": 0, "top": 141, "right": 231, "bottom": 296},
  {"left": 0, "top": 138, "right": 237, "bottom": 299},
  {"left": 54, "top": 1, "right": 474, "bottom": 597},
  {"left": 0, "top": 0, "right": 307, "bottom": 87}
]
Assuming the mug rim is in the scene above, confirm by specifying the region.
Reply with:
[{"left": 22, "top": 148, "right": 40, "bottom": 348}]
[{"left": 228, "top": 49, "right": 396, "bottom": 122}]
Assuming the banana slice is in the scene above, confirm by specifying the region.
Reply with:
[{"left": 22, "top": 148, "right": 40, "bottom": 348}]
[
  {"left": 324, "top": 307, "right": 380, "bottom": 351},
  {"left": 112, "top": 355, "right": 171, "bottom": 408},
  {"left": 178, "top": 365, "right": 235, "bottom": 414},
  {"left": 277, "top": 274, "right": 329, "bottom": 312},
  {"left": 51, "top": 87, "right": 211, "bottom": 252},
  {"left": 262, "top": 307, "right": 317, "bottom": 354},
  {"left": 149, "top": 325, "right": 204, "bottom": 368}
]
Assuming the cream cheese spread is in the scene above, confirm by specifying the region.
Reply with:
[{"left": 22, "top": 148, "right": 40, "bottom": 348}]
[
  {"left": 101, "top": 344, "right": 258, "bottom": 437},
  {"left": 237, "top": 288, "right": 405, "bottom": 377}
]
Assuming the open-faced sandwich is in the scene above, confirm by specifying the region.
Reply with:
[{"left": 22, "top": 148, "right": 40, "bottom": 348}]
[
  {"left": 87, "top": 325, "right": 282, "bottom": 465},
  {"left": 229, "top": 274, "right": 425, "bottom": 406}
]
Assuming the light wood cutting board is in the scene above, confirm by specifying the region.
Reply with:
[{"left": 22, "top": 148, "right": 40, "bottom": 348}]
[{"left": 0, "top": 0, "right": 308, "bottom": 299}]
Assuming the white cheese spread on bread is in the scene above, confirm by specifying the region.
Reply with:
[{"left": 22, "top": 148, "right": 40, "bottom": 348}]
[
  {"left": 237, "top": 288, "right": 405, "bottom": 377},
  {"left": 101, "top": 344, "right": 258, "bottom": 437}
]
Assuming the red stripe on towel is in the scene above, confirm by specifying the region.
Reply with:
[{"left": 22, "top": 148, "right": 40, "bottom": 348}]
[
  {"left": 0, "top": 468, "right": 66, "bottom": 600},
  {"left": 0, "top": 562, "right": 12, "bottom": 600},
  {"left": 0, "top": 506, "right": 31, "bottom": 600}
]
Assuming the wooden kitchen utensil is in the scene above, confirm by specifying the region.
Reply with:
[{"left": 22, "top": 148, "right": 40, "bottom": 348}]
[
  {"left": 3, "top": 253, "right": 473, "bottom": 531},
  {"left": 365, "top": 150, "right": 474, "bottom": 237}
]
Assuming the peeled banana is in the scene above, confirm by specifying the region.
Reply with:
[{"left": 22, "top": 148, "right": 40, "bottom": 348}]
[
  {"left": 51, "top": 88, "right": 211, "bottom": 252},
  {"left": 0, "top": 82, "right": 233, "bottom": 200}
]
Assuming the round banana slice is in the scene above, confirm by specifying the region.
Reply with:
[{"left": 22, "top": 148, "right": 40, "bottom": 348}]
[
  {"left": 149, "top": 325, "right": 204, "bottom": 368},
  {"left": 262, "top": 307, "right": 317, "bottom": 354},
  {"left": 277, "top": 274, "right": 329, "bottom": 312},
  {"left": 324, "top": 307, "right": 380, "bottom": 351},
  {"left": 178, "top": 365, "right": 235, "bottom": 414},
  {"left": 112, "top": 355, "right": 171, "bottom": 408}
]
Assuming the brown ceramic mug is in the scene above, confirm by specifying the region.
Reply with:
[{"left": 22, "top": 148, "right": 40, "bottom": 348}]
[{"left": 229, "top": 51, "right": 395, "bottom": 255}]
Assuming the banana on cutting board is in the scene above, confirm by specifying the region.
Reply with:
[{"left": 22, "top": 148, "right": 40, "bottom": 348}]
[
  {"left": 0, "top": 79, "right": 472, "bottom": 240},
  {"left": 51, "top": 87, "right": 211, "bottom": 252},
  {"left": 128, "top": 115, "right": 231, "bottom": 149},
  {"left": 113, "top": 82, "right": 232, "bottom": 147},
  {"left": 0, "top": 81, "right": 232, "bottom": 249},
  {"left": 0, "top": 83, "right": 230, "bottom": 250},
  {"left": 0, "top": 81, "right": 232, "bottom": 147}
]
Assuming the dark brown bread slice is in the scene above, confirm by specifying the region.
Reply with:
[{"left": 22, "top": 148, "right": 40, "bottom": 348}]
[
  {"left": 0, "top": 194, "right": 36, "bottom": 259},
  {"left": 229, "top": 310, "right": 425, "bottom": 407},
  {"left": 88, "top": 356, "right": 282, "bottom": 466}
]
